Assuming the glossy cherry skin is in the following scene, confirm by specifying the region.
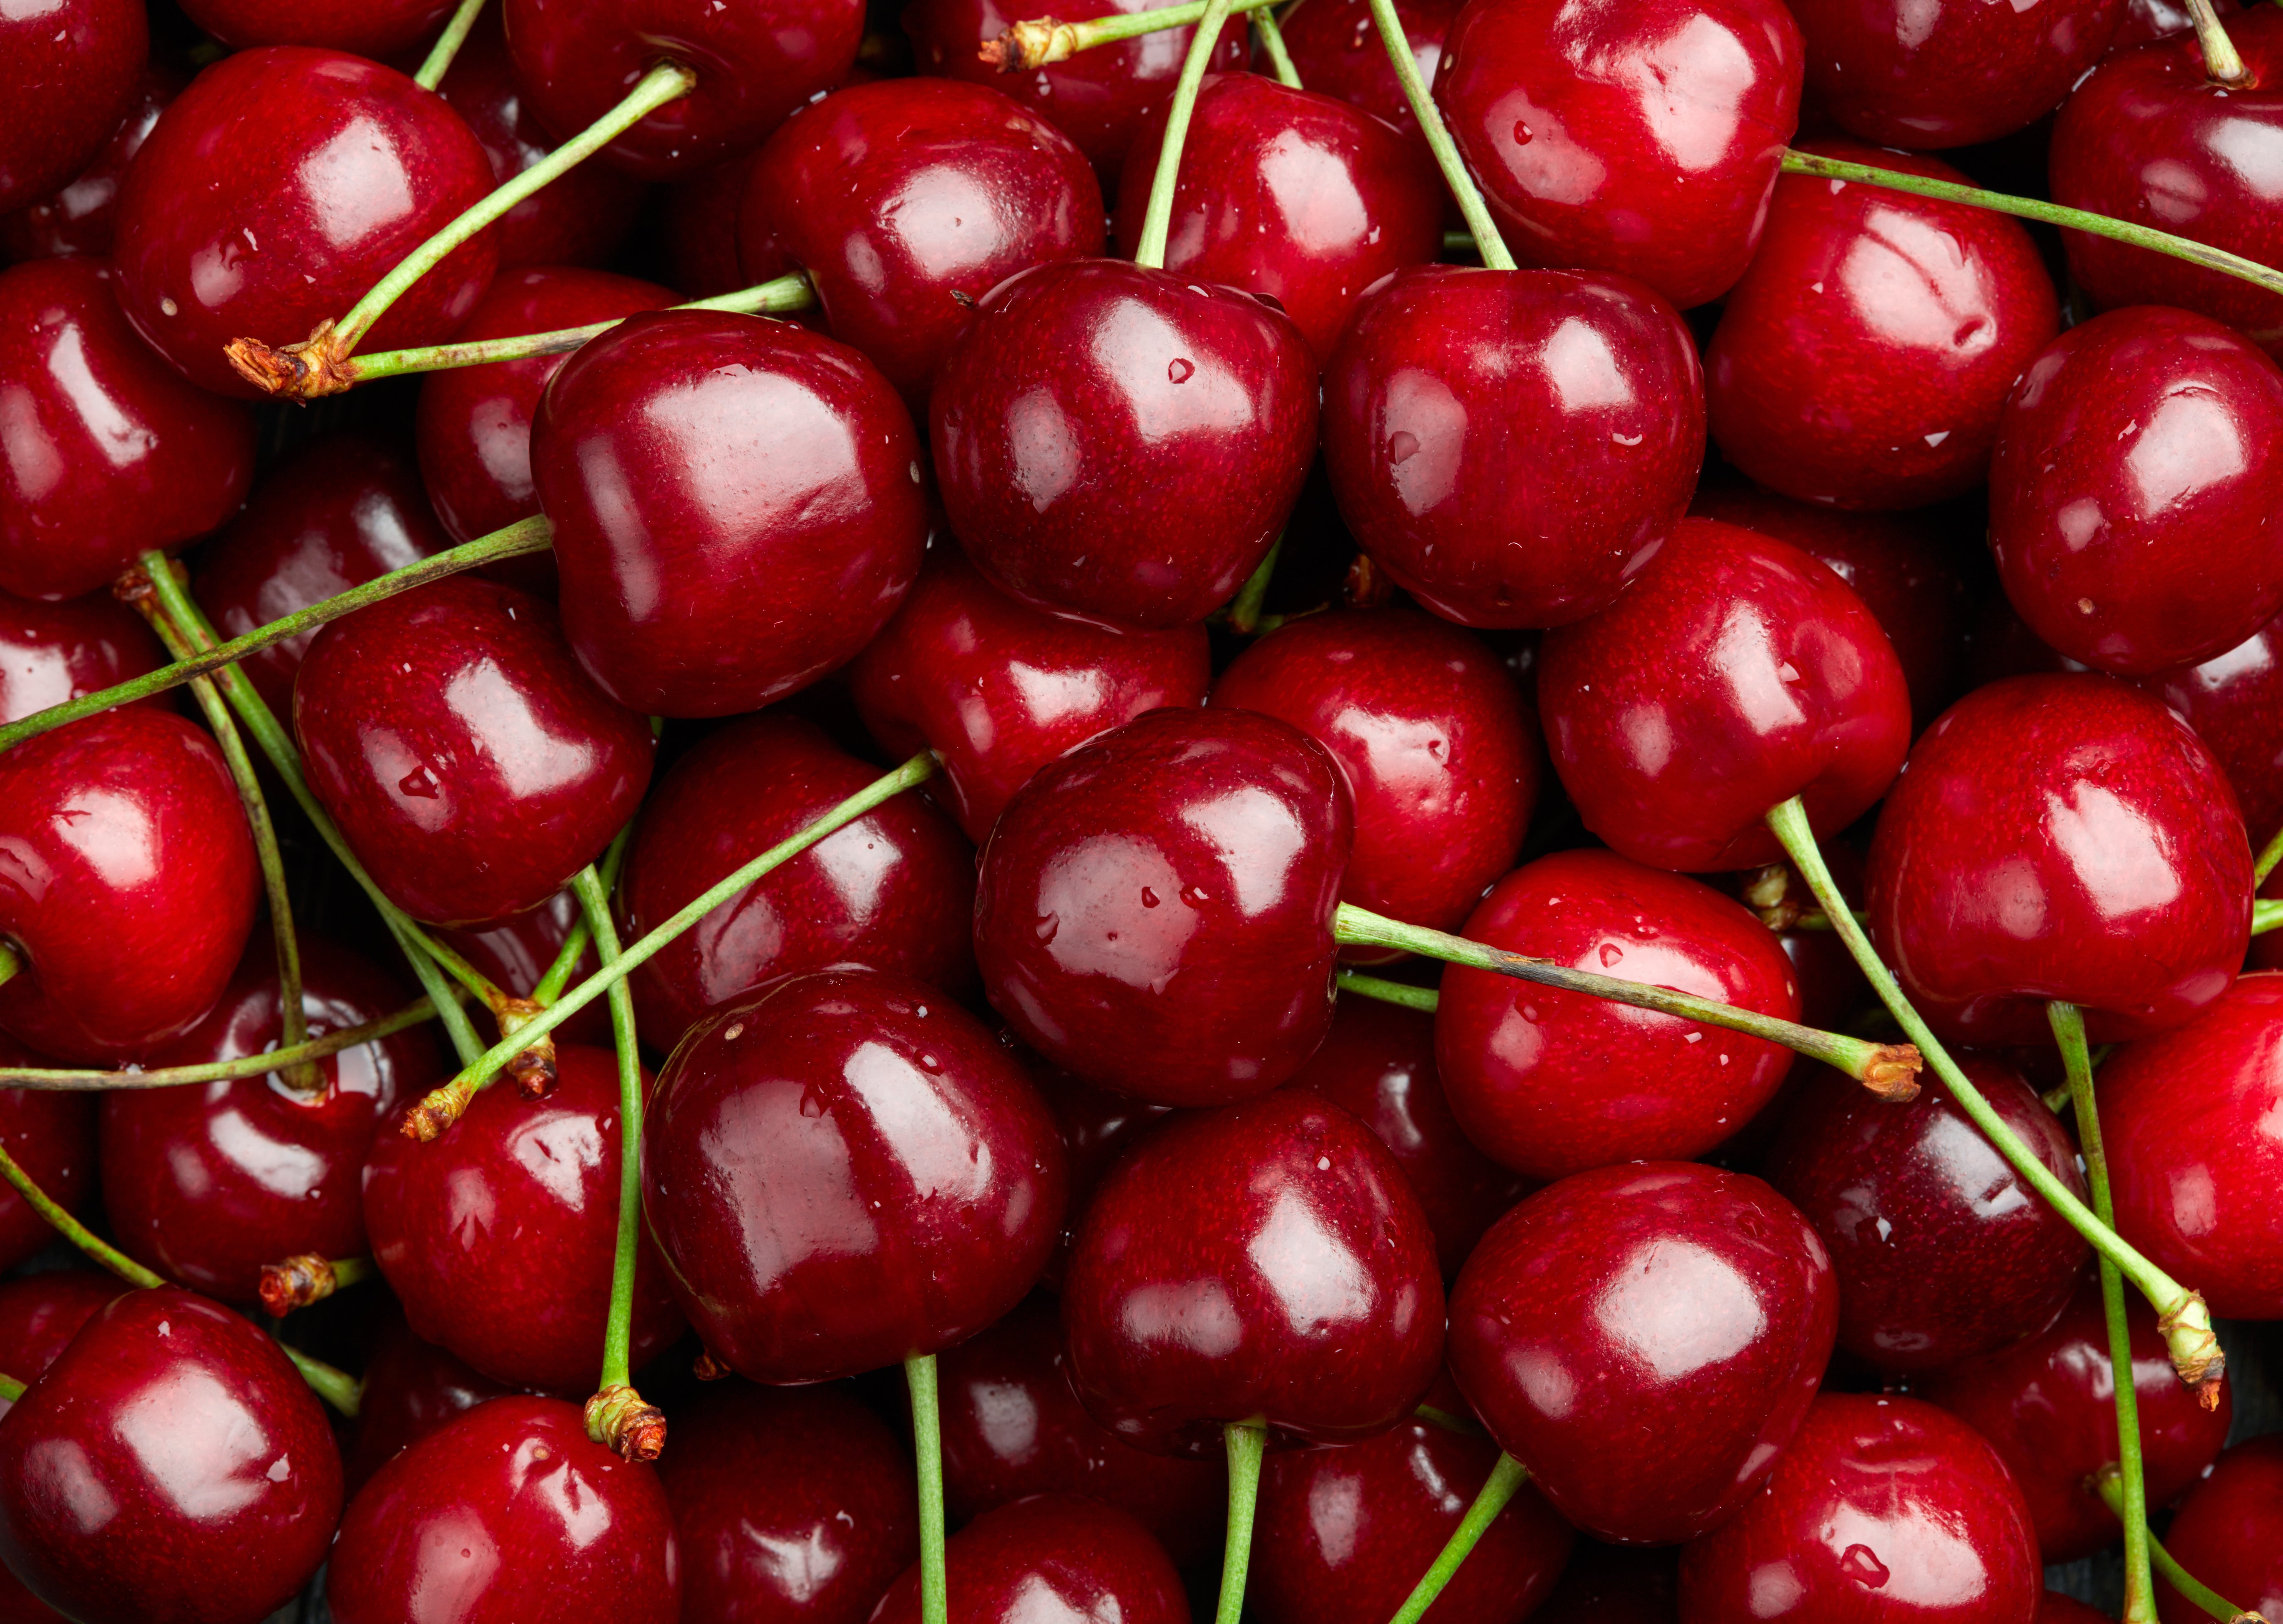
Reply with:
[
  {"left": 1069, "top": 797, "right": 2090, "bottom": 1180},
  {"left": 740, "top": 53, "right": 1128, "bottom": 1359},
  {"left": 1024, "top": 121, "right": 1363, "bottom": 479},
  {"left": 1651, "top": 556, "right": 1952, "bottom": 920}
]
[
  {"left": 344, "top": 1313, "right": 518, "bottom": 1497},
  {"left": 0, "top": 61, "right": 182, "bottom": 262},
  {"left": 1436, "top": 849, "right": 1802, "bottom": 1181},
  {"left": 177, "top": 0, "right": 450, "bottom": 55},
  {"left": 1706, "top": 138, "right": 2058, "bottom": 511},
  {"left": 294, "top": 575, "right": 655, "bottom": 928},
  {"left": 0, "top": 1287, "right": 342, "bottom": 1624},
  {"left": 870, "top": 1494, "right": 1190, "bottom": 1624},
  {"left": 0, "top": 1271, "right": 118, "bottom": 1414},
  {"left": 643, "top": 969, "right": 1066, "bottom": 1384},
  {"left": 746, "top": 78, "right": 1105, "bottom": 413},
  {"left": 433, "top": 884, "right": 612, "bottom": 1047},
  {"left": 1765, "top": 1057, "right": 2087, "bottom": 1371},
  {"left": 0, "top": 0, "right": 144, "bottom": 214},
  {"left": 0, "top": 1046, "right": 96, "bottom": 1274},
  {"left": 658, "top": 1380, "right": 917, "bottom": 1624},
  {"left": 1212, "top": 607, "right": 1538, "bottom": 940},
  {"left": 363, "top": 1043, "right": 686, "bottom": 1393},
  {"left": 616, "top": 711, "right": 976, "bottom": 1053},
  {"left": 665, "top": 150, "right": 764, "bottom": 296},
  {"left": 0, "top": 707, "right": 259, "bottom": 1065},
  {"left": 930, "top": 258, "right": 1317, "bottom": 631},
  {"left": 192, "top": 430, "right": 452, "bottom": 715},
  {"left": 0, "top": 257, "right": 257, "bottom": 601},
  {"left": 112, "top": 47, "right": 498, "bottom": 398},
  {"left": 1677, "top": 1393, "right": 2041, "bottom": 1622},
  {"left": 1916, "top": 1270, "right": 2233, "bottom": 1562},
  {"left": 1061, "top": 1089, "right": 1444, "bottom": 1456},
  {"left": 848, "top": 542, "right": 1211, "bottom": 845},
  {"left": 1990, "top": 306, "right": 2283, "bottom": 675},
  {"left": 533, "top": 308, "right": 928, "bottom": 716},
  {"left": 327, "top": 1395, "right": 680, "bottom": 1624},
  {"left": 1436, "top": 0, "right": 1804, "bottom": 311},
  {"left": 1536, "top": 517, "right": 1913, "bottom": 871},
  {"left": 2140, "top": 612, "right": 2283, "bottom": 845},
  {"left": 1864, "top": 672, "right": 2251, "bottom": 1044},
  {"left": 2157, "top": 1436, "right": 2283, "bottom": 1624},
  {"left": 0, "top": 585, "right": 165, "bottom": 725},
  {"left": 973, "top": 706, "right": 1353, "bottom": 1107},
  {"left": 1282, "top": 0, "right": 1463, "bottom": 148},
  {"left": 1321, "top": 265, "right": 1703, "bottom": 630}
]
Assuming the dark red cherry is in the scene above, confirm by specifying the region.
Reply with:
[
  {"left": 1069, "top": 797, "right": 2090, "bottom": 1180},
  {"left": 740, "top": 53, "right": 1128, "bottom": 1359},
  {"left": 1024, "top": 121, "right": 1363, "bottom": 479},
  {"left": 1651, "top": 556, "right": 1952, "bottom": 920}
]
[
  {"left": 1677, "top": 1392, "right": 2041, "bottom": 1622},
  {"left": 0, "top": 1287, "right": 342, "bottom": 1624},
  {"left": 1705, "top": 137, "right": 2058, "bottom": 511},
  {"left": 1320, "top": 264, "right": 1704, "bottom": 630},
  {"left": 327, "top": 1394, "right": 680, "bottom": 1624},
  {"left": 658, "top": 1381, "right": 918, "bottom": 1624},
  {"left": 1535, "top": 516, "right": 1913, "bottom": 871},
  {"left": 1015, "top": 1049, "right": 1175, "bottom": 1286},
  {"left": 344, "top": 1313, "right": 519, "bottom": 1497},
  {"left": 0, "top": 1270, "right": 118, "bottom": 1411},
  {"left": 616, "top": 711, "right": 976, "bottom": 1053},
  {"left": 1435, "top": 848, "right": 1802, "bottom": 1181},
  {"left": 0, "top": 1048, "right": 96, "bottom": 1274},
  {"left": 1990, "top": 306, "right": 2283, "bottom": 675},
  {"left": 0, "top": 61, "right": 181, "bottom": 262},
  {"left": 294, "top": 575, "right": 655, "bottom": 928},
  {"left": 2157, "top": 1436, "right": 2283, "bottom": 1624},
  {"left": 1916, "top": 1269, "right": 2234, "bottom": 1563},
  {"left": 973, "top": 706, "right": 1352, "bottom": 1108},
  {"left": 643, "top": 968, "right": 1066, "bottom": 1383},
  {"left": 745, "top": 77, "right": 1105, "bottom": 413},
  {"left": 1535, "top": 1544, "right": 1679, "bottom": 1623},
  {"left": 869, "top": 1493, "right": 1189, "bottom": 1624},
  {"left": 1061, "top": 1089, "right": 1444, "bottom": 1455},
  {"left": 433, "top": 885, "right": 613, "bottom": 1048},
  {"left": 2138, "top": 610, "right": 2283, "bottom": 846},
  {"left": 362, "top": 1043, "right": 686, "bottom": 1393},
  {"left": 1765, "top": 1057, "right": 2088, "bottom": 1371},
  {"left": 192, "top": 430, "right": 453, "bottom": 715},
  {"left": 0, "top": 584, "right": 166, "bottom": 724},
  {"left": 930, "top": 258, "right": 1317, "bottom": 631},
  {"left": 0, "top": 707, "right": 259, "bottom": 1065},
  {"left": 176, "top": 0, "right": 450, "bottom": 56},
  {"left": 1864, "top": 672, "right": 2251, "bottom": 1044},
  {"left": 98, "top": 934, "right": 442, "bottom": 1304},
  {"left": 1212, "top": 606, "right": 1538, "bottom": 941},
  {"left": 2115, "top": 0, "right": 2235, "bottom": 44},
  {"left": 1436, "top": 0, "right": 1804, "bottom": 310},
  {"left": 663, "top": 150, "right": 764, "bottom": 296},
  {"left": 848, "top": 542, "right": 1210, "bottom": 845},
  {"left": 0, "top": 0, "right": 144, "bottom": 214},
  {"left": 0, "top": 257, "right": 257, "bottom": 601},
  {"left": 111, "top": 47, "right": 498, "bottom": 398},
  {"left": 1281, "top": 0, "right": 1462, "bottom": 149},
  {"left": 533, "top": 308, "right": 928, "bottom": 715}
]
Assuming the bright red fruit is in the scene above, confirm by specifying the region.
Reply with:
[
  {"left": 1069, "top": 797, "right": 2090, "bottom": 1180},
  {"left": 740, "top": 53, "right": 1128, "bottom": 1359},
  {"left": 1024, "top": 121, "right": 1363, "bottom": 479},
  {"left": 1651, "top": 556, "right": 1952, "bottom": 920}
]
[
  {"left": 0, "top": 585, "right": 166, "bottom": 726},
  {"left": 2156, "top": 1436, "right": 2283, "bottom": 1624},
  {"left": 0, "top": 61, "right": 181, "bottom": 262},
  {"left": 0, "top": 0, "right": 145, "bottom": 214},
  {"left": 0, "top": 1046, "right": 96, "bottom": 1274},
  {"left": 867, "top": 1494, "right": 1190, "bottom": 1624}
]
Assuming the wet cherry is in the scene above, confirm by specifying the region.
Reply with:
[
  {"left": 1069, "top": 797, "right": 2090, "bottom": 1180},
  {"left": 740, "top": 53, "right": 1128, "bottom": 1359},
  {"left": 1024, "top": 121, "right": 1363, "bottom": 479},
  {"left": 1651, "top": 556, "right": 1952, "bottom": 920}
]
[{"left": 0, "top": 584, "right": 166, "bottom": 726}]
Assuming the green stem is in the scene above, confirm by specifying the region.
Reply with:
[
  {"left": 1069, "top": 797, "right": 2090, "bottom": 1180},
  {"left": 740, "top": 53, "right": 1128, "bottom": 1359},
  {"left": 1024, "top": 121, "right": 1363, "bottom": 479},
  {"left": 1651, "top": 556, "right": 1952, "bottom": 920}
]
[
  {"left": 1255, "top": 5, "right": 1301, "bottom": 86},
  {"left": 2095, "top": 1473, "right": 2261, "bottom": 1623},
  {"left": 978, "top": 0, "right": 1276, "bottom": 69},
  {"left": 0, "top": 998, "right": 442, "bottom": 1088},
  {"left": 1413, "top": 1403, "right": 1485, "bottom": 1438},
  {"left": 572, "top": 865, "right": 642, "bottom": 1392},
  {"left": 413, "top": 0, "right": 488, "bottom": 89},
  {"left": 1779, "top": 149, "right": 2283, "bottom": 300},
  {"left": 1217, "top": 1420, "right": 1268, "bottom": 1624},
  {"left": 2256, "top": 822, "right": 2283, "bottom": 888},
  {"left": 907, "top": 1354, "right": 948, "bottom": 1624},
  {"left": 1331, "top": 902, "right": 1922, "bottom": 1096},
  {"left": 0, "top": 1138, "right": 158, "bottom": 1286},
  {"left": 2186, "top": 0, "right": 2252, "bottom": 87},
  {"left": 389, "top": 915, "right": 486, "bottom": 1068},
  {"left": 535, "top": 826, "right": 634, "bottom": 1006},
  {"left": 0, "top": 943, "right": 15, "bottom": 991},
  {"left": 1763, "top": 795, "right": 2224, "bottom": 1392},
  {"left": 2253, "top": 898, "right": 2283, "bottom": 936},
  {"left": 1386, "top": 1454, "right": 1530, "bottom": 1624},
  {"left": 281, "top": 1345, "right": 363, "bottom": 1418},
  {"left": 1361, "top": 0, "right": 1514, "bottom": 269},
  {"left": 1131, "top": 0, "right": 1235, "bottom": 269},
  {"left": 1336, "top": 968, "right": 1440, "bottom": 1013},
  {"left": 0, "top": 1372, "right": 24, "bottom": 1404},
  {"left": 1442, "top": 229, "right": 1478, "bottom": 257},
  {"left": 1224, "top": 531, "right": 1283, "bottom": 635}
]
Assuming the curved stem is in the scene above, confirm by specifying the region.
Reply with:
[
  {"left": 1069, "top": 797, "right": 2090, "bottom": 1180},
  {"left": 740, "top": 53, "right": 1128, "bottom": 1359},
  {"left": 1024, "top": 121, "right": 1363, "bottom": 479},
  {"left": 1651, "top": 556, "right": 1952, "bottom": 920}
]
[
  {"left": 1222, "top": 531, "right": 1283, "bottom": 635},
  {"left": 1413, "top": 1403, "right": 1485, "bottom": 1438},
  {"left": 1217, "top": 1420, "right": 1268, "bottom": 1624},
  {"left": 2187, "top": 0, "right": 2251, "bottom": 87},
  {"left": 2095, "top": 1473, "right": 2266, "bottom": 1623},
  {"left": 281, "top": 1345, "right": 363, "bottom": 1418},
  {"left": 1255, "top": 6, "right": 1301, "bottom": 86},
  {"left": 907, "top": 1354, "right": 949, "bottom": 1624},
  {"left": 389, "top": 916, "right": 486, "bottom": 1068},
  {"left": 0, "top": 1372, "right": 24, "bottom": 1404},
  {"left": 1779, "top": 149, "right": 2283, "bottom": 300},
  {"left": 0, "top": 1138, "right": 158, "bottom": 1287},
  {"left": 1385, "top": 1453, "right": 1530, "bottom": 1624},
  {"left": 413, "top": 0, "right": 489, "bottom": 89},
  {"left": 0, "top": 998, "right": 444, "bottom": 1089},
  {"left": 1361, "top": 0, "right": 1513, "bottom": 269},
  {"left": 0, "top": 943, "right": 16, "bottom": 991},
  {"left": 978, "top": 0, "right": 1276, "bottom": 69},
  {"left": 1132, "top": 0, "right": 1235, "bottom": 269},
  {"left": 2253, "top": 898, "right": 2283, "bottom": 936},
  {"left": 1336, "top": 968, "right": 1440, "bottom": 1013},
  {"left": 1764, "top": 796, "right": 2223, "bottom": 1392},
  {"left": 534, "top": 825, "right": 635, "bottom": 1007},
  {"left": 2256, "top": 823, "right": 2283, "bottom": 888},
  {"left": 1332, "top": 902, "right": 1922, "bottom": 1098},
  {"left": 258, "top": 1254, "right": 373, "bottom": 1316}
]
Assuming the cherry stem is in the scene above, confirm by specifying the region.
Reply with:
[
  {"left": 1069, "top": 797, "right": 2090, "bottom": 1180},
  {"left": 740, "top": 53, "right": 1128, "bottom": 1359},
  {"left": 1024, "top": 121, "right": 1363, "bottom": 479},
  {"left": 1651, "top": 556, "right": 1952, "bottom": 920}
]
[
  {"left": 1763, "top": 795, "right": 2224, "bottom": 1391},
  {"left": 402, "top": 751, "right": 941, "bottom": 1139},
  {"left": 2094, "top": 1472, "right": 2267, "bottom": 1624},
  {"left": 1413, "top": 1402, "right": 1485, "bottom": 1438},
  {"left": 2252, "top": 898, "right": 2283, "bottom": 935},
  {"left": 1442, "top": 229, "right": 1479, "bottom": 257},
  {"left": 2256, "top": 822, "right": 2283, "bottom": 888},
  {"left": 1331, "top": 902, "right": 1924, "bottom": 1099},
  {"left": 2186, "top": 0, "right": 2252, "bottom": 88},
  {"left": 281, "top": 1345, "right": 364, "bottom": 1418},
  {"left": 0, "top": 996, "right": 450, "bottom": 1089},
  {"left": 413, "top": 0, "right": 489, "bottom": 90},
  {"left": 0, "top": 943, "right": 15, "bottom": 991},
  {"left": 1335, "top": 968, "right": 1439, "bottom": 1013},
  {"left": 1361, "top": 0, "right": 1515, "bottom": 270},
  {"left": 1384, "top": 1453, "right": 1529, "bottom": 1624},
  {"left": 906, "top": 1353, "right": 949, "bottom": 1624},
  {"left": 0, "top": 1372, "right": 24, "bottom": 1404},
  {"left": 1255, "top": 6, "right": 1301, "bottom": 87},
  {"left": 258, "top": 1254, "right": 373, "bottom": 1316},
  {"left": 1222, "top": 531, "right": 1283, "bottom": 635},
  {"left": 1779, "top": 149, "right": 2283, "bottom": 300},
  {"left": 1216, "top": 1419, "right": 1268, "bottom": 1624},
  {"left": 977, "top": 0, "right": 1276, "bottom": 71},
  {"left": 533, "top": 826, "right": 634, "bottom": 1007},
  {"left": 1132, "top": 0, "right": 1236, "bottom": 269}
]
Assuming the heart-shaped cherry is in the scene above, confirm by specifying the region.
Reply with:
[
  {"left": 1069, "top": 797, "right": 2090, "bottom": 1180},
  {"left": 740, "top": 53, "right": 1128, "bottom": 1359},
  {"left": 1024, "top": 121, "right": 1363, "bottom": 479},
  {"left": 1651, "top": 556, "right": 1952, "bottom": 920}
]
[
  {"left": 2139, "top": 609, "right": 2283, "bottom": 848},
  {"left": 2156, "top": 1435, "right": 2283, "bottom": 1624},
  {"left": 867, "top": 1493, "right": 1190, "bottom": 1624},
  {"left": 0, "top": 60, "right": 181, "bottom": 261},
  {"left": 434, "top": 885, "right": 612, "bottom": 1048},
  {"left": 0, "top": 584, "right": 166, "bottom": 727},
  {"left": 345, "top": 1311, "right": 520, "bottom": 1497},
  {"left": 0, "top": 0, "right": 144, "bottom": 214}
]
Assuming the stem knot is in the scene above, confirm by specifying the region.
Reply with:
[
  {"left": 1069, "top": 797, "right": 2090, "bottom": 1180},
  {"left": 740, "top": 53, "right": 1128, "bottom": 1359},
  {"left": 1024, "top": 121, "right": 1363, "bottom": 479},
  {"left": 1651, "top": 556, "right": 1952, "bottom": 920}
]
[
  {"left": 258, "top": 1254, "right": 340, "bottom": 1316},
  {"left": 223, "top": 319, "right": 355, "bottom": 401},
  {"left": 980, "top": 17, "right": 1079, "bottom": 68},
  {"left": 584, "top": 1384, "right": 667, "bottom": 1462}
]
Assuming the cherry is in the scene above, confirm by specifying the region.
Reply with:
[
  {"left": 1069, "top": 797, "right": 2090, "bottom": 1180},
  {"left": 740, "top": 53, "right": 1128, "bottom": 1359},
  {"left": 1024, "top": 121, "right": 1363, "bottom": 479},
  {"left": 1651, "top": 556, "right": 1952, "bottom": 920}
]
[
  {"left": 0, "top": 584, "right": 166, "bottom": 725},
  {"left": 111, "top": 46, "right": 499, "bottom": 398},
  {"left": 929, "top": 257, "right": 1318, "bottom": 631},
  {"left": 1279, "top": 0, "right": 1462, "bottom": 152},
  {"left": 657, "top": 1380, "right": 919, "bottom": 1624},
  {"left": 1110, "top": 72, "right": 1442, "bottom": 367},
  {"left": 0, "top": 707, "right": 259, "bottom": 1065},
  {"left": 1319, "top": 264, "right": 1704, "bottom": 630},
  {"left": 745, "top": 77, "right": 1106, "bottom": 412},
  {"left": 1705, "top": 137, "right": 2058, "bottom": 511},
  {"left": 0, "top": 60, "right": 181, "bottom": 261},
  {"left": 1251, "top": 1412, "right": 1574, "bottom": 1624},
  {"left": 0, "top": 257, "right": 257, "bottom": 602},
  {"left": 175, "top": 0, "right": 451, "bottom": 56},
  {"left": 0, "top": 1271, "right": 115, "bottom": 1408},
  {"left": 642, "top": 968, "right": 1066, "bottom": 1383},
  {"left": 531, "top": 308, "right": 929, "bottom": 716},
  {"left": 1535, "top": 516, "right": 1913, "bottom": 872},
  {"left": 2117, "top": 0, "right": 2236, "bottom": 44},
  {"left": 433, "top": 885, "right": 613, "bottom": 1047},
  {"left": 1019, "top": 1049, "right": 1174, "bottom": 1283},
  {"left": 1676, "top": 1392, "right": 2041, "bottom": 1622},
  {"left": 616, "top": 711, "right": 976, "bottom": 1053},
  {"left": 293, "top": 574, "right": 655, "bottom": 928},
  {"left": 868, "top": 1493, "right": 1190, "bottom": 1624},
  {"left": 1916, "top": 1269, "right": 2234, "bottom": 1563},
  {"left": 1535, "top": 1544, "right": 1680, "bottom": 1623},
  {"left": 1060, "top": 1088, "right": 1444, "bottom": 1454},
  {"left": 344, "top": 1312, "right": 519, "bottom": 1497},
  {"left": 664, "top": 150, "right": 765, "bottom": 296},
  {"left": 0, "top": 1286, "right": 342, "bottom": 1624},
  {"left": 2139, "top": 611, "right": 2283, "bottom": 847},
  {"left": 0, "top": 0, "right": 144, "bottom": 214},
  {"left": 362, "top": 1042, "right": 687, "bottom": 1393},
  {"left": 1435, "top": 848, "right": 1803, "bottom": 1181},
  {"left": 847, "top": 541, "right": 1211, "bottom": 845},
  {"left": 1864, "top": 672, "right": 2251, "bottom": 1044},
  {"left": 0, "top": 1058, "right": 97, "bottom": 1273},
  {"left": 1212, "top": 606, "right": 1539, "bottom": 941},
  {"left": 1435, "top": 0, "right": 1805, "bottom": 311},
  {"left": 2156, "top": 1436, "right": 2283, "bottom": 1624},
  {"left": 327, "top": 1394, "right": 680, "bottom": 1624},
  {"left": 973, "top": 706, "right": 1352, "bottom": 1107}
]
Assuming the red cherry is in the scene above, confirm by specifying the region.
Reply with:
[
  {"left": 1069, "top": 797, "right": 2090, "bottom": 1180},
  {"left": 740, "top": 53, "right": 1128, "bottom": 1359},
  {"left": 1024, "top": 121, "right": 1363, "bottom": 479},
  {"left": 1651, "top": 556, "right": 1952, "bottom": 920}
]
[
  {"left": 0, "top": 257, "right": 256, "bottom": 602},
  {"left": 0, "top": 0, "right": 144, "bottom": 213},
  {"left": 174, "top": 0, "right": 452, "bottom": 56},
  {"left": 868, "top": 1493, "right": 1190, "bottom": 1624},
  {"left": 2115, "top": 0, "right": 2235, "bottom": 43},
  {"left": 663, "top": 150, "right": 763, "bottom": 296},
  {"left": 0, "top": 1050, "right": 96, "bottom": 1274},
  {"left": 0, "top": 583, "right": 167, "bottom": 725},
  {"left": 0, "top": 1269, "right": 118, "bottom": 1413},
  {"left": 111, "top": 47, "right": 498, "bottom": 398},
  {"left": 2138, "top": 611, "right": 2283, "bottom": 846},
  {"left": 1019, "top": 1052, "right": 1176, "bottom": 1287},
  {"left": 432, "top": 885, "right": 613, "bottom": 1048},
  {"left": 0, "top": 61, "right": 181, "bottom": 261},
  {"left": 2156, "top": 1436, "right": 2283, "bottom": 1624},
  {"left": 1281, "top": 0, "right": 1460, "bottom": 148},
  {"left": 327, "top": 1394, "right": 680, "bottom": 1624},
  {"left": 344, "top": 1312, "right": 519, "bottom": 1497}
]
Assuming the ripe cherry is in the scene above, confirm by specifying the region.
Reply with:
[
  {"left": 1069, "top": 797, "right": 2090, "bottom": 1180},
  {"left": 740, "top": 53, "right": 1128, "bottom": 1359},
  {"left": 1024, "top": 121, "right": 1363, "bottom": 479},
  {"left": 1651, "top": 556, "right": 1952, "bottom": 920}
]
[
  {"left": 1279, "top": 0, "right": 1461, "bottom": 152},
  {"left": 0, "top": 60, "right": 181, "bottom": 262},
  {"left": 433, "top": 886, "right": 612, "bottom": 1048},
  {"left": 2156, "top": 1436, "right": 2283, "bottom": 1624},
  {"left": 2138, "top": 611, "right": 2283, "bottom": 849},
  {"left": 867, "top": 1493, "right": 1190, "bottom": 1624},
  {"left": 1023, "top": 1058, "right": 1175, "bottom": 1287},
  {"left": 0, "top": 1269, "right": 118, "bottom": 1411},
  {"left": 0, "top": 584, "right": 166, "bottom": 726},
  {"left": 0, "top": 0, "right": 144, "bottom": 214},
  {"left": 0, "top": 1046, "right": 96, "bottom": 1274},
  {"left": 344, "top": 1312, "right": 519, "bottom": 1497}
]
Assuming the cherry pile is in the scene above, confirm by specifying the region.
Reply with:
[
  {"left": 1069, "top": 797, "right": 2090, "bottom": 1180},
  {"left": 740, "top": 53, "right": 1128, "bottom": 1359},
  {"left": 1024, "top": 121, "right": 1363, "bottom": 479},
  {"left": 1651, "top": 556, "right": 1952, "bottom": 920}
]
[{"left": 2, "top": 0, "right": 2282, "bottom": 1619}]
